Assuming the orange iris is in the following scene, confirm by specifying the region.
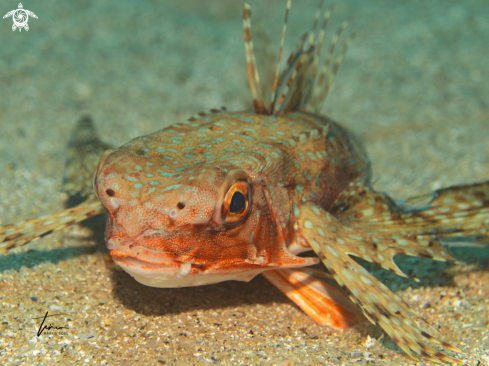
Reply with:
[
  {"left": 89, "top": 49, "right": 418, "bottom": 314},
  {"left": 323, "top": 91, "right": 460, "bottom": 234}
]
[{"left": 222, "top": 181, "right": 251, "bottom": 225}]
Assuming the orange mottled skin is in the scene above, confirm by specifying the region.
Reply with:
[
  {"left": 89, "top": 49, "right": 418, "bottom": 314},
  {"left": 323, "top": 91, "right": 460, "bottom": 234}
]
[
  {"left": 95, "top": 111, "right": 369, "bottom": 283},
  {"left": 1, "top": 1, "right": 487, "bottom": 362}
]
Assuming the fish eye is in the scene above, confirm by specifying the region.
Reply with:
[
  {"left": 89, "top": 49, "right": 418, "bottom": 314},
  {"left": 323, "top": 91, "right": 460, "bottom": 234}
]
[
  {"left": 230, "top": 191, "right": 245, "bottom": 213},
  {"left": 222, "top": 181, "right": 251, "bottom": 225}
]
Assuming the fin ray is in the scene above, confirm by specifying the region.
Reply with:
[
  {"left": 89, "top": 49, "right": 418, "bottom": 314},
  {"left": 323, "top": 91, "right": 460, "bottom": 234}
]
[
  {"left": 243, "top": 1, "right": 353, "bottom": 115},
  {"left": 297, "top": 203, "right": 463, "bottom": 363},
  {"left": 0, "top": 196, "right": 104, "bottom": 253},
  {"left": 262, "top": 268, "right": 362, "bottom": 329}
]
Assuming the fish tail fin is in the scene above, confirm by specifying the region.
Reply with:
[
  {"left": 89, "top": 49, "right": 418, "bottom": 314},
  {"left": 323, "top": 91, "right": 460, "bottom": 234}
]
[
  {"left": 0, "top": 196, "right": 104, "bottom": 254},
  {"left": 262, "top": 267, "right": 363, "bottom": 329}
]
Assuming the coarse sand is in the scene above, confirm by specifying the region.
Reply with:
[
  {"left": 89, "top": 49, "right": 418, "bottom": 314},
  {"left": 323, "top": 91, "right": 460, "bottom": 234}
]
[{"left": 1, "top": 0, "right": 488, "bottom": 365}]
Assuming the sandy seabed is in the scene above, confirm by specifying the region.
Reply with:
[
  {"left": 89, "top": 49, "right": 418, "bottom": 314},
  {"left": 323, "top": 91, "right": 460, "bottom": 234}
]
[{"left": 0, "top": 0, "right": 488, "bottom": 365}]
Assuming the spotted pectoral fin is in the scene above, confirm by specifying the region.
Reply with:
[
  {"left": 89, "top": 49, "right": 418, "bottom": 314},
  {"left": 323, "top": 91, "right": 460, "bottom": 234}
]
[
  {"left": 297, "top": 203, "right": 462, "bottom": 363},
  {"left": 262, "top": 268, "right": 363, "bottom": 329},
  {"left": 400, "top": 181, "right": 489, "bottom": 241},
  {"left": 334, "top": 179, "right": 489, "bottom": 246},
  {"left": 0, "top": 195, "right": 104, "bottom": 254},
  {"left": 63, "top": 115, "right": 113, "bottom": 198}
]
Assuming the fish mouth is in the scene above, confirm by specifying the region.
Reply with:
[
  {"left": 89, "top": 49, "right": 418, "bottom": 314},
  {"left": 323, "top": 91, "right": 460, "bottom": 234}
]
[
  {"left": 110, "top": 250, "right": 266, "bottom": 288},
  {"left": 107, "top": 228, "right": 197, "bottom": 287},
  {"left": 106, "top": 229, "right": 297, "bottom": 288},
  {"left": 111, "top": 250, "right": 191, "bottom": 276},
  {"left": 110, "top": 249, "right": 198, "bottom": 288}
]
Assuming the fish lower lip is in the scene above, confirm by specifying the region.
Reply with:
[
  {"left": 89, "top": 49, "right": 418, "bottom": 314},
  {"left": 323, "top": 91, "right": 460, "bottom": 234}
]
[
  {"left": 111, "top": 251, "right": 193, "bottom": 277},
  {"left": 113, "top": 254, "right": 179, "bottom": 270},
  {"left": 110, "top": 249, "right": 180, "bottom": 266}
]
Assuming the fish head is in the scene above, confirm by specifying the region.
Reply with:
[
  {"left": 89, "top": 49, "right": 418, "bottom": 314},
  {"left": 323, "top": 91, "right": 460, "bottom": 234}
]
[{"left": 95, "top": 134, "right": 317, "bottom": 288}]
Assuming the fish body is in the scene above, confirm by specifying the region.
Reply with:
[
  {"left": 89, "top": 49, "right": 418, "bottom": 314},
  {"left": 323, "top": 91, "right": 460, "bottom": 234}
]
[{"left": 95, "top": 111, "right": 369, "bottom": 287}]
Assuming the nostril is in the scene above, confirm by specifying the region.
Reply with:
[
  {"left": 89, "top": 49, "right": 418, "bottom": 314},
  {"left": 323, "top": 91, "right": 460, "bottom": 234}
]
[
  {"left": 177, "top": 202, "right": 185, "bottom": 210},
  {"left": 106, "top": 189, "right": 115, "bottom": 197}
]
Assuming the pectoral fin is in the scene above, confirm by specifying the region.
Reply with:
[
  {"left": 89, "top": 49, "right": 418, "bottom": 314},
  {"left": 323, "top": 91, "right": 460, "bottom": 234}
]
[
  {"left": 296, "top": 202, "right": 463, "bottom": 363},
  {"left": 0, "top": 196, "right": 104, "bottom": 253},
  {"left": 262, "top": 268, "right": 363, "bottom": 329},
  {"left": 0, "top": 116, "right": 110, "bottom": 254},
  {"left": 333, "top": 179, "right": 489, "bottom": 247}
]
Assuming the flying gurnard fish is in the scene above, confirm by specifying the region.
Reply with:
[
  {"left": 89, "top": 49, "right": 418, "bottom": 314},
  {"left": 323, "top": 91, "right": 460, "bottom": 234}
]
[{"left": 1, "top": 0, "right": 488, "bottom": 363}]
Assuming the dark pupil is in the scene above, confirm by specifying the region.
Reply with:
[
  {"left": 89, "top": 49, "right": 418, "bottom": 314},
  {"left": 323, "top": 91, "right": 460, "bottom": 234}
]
[{"left": 230, "top": 191, "right": 246, "bottom": 213}]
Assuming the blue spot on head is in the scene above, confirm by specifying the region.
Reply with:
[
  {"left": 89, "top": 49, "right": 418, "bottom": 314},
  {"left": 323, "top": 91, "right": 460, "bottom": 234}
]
[
  {"left": 163, "top": 184, "right": 182, "bottom": 192},
  {"left": 240, "top": 135, "right": 254, "bottom": 141},
  {"left": 185, "top": 153, "right": 197, "bottom": 158},
  {"left": 156, "top": 147, "right": 164, "bottom": 153},
  {"left": 169, "top": 148, "right": 178, "bottom": 153},
  {"left": 211, "top": 138, "right": 226, "bottom": 144},
  {"left": 184, "top": 146, "right": 195, "bottom": 150}
]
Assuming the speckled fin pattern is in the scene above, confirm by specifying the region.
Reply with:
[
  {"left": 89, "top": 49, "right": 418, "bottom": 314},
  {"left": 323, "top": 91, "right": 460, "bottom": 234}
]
[
  {"left": 243, "top": 0, "right": 353, "bottom": 115},
  {"left": 0, "top": 116, "right": 108, "bottom": 253},
  {"left": 0, "top": 2, "right": 488, "bottom": 364},
  {"left": 296, "top": 179, "right": 489, "bottom": 363}
]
